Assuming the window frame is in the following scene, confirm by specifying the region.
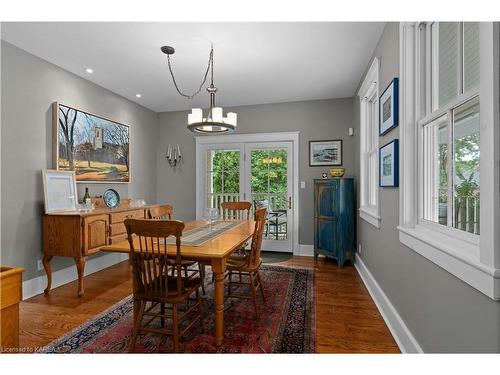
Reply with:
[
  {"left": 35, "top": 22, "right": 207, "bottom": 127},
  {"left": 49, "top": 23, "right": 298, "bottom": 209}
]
[
  {"left": 399, "top": 22, "right": 500, "bottom": 300},
  {"left": 358, "top": 57, "right": 381, "bottom": 228}
]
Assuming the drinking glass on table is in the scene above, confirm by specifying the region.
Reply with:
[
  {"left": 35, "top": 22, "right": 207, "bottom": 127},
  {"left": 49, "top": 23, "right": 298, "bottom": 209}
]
[{"left": 203, "top": 208, "right": 219, "bottom": 231}]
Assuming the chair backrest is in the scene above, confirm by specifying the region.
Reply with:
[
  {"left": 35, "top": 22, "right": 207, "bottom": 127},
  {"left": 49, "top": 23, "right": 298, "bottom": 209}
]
[
  {"left": 221, "top": 201, "right": 252, "bottom": 220},
  {"left": 124, "top": 218, "right": 185, "bottom": 296},
  {"left": 147, "top": 204, "right": 173, "bottom": 220},
  {"left": 247, "top": 208, "right": 267, "bottom": 268}
]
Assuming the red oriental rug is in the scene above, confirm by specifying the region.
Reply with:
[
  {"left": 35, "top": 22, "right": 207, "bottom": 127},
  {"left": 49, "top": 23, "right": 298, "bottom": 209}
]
[{"left": 39, "top": 265, "right": 316, "bottom": 353}]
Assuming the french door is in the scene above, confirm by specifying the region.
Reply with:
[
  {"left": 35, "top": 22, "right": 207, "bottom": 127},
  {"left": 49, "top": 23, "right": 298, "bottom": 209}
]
[{"left": 199, "top": 141, "right": 293, "bottom": 253}]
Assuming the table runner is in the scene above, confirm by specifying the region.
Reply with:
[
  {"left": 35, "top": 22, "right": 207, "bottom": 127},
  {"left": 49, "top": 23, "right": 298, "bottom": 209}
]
[{"left": 162, "top": 220, "right": 246, "bottom": 246}]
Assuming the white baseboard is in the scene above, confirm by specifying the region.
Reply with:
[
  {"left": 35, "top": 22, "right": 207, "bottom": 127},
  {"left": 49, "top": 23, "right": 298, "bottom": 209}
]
[
  {"left": 22, "top": 253, "right": 129, "bottom": 300},
  {"left": 296, "top": 244, "right": 314, "bottom": 257},
  {"left": 355, "top": 256, "right": 423, "bottom": 353}
]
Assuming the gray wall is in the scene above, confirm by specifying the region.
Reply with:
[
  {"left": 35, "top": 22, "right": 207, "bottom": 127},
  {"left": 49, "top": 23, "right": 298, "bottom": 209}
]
[
  {"left": 353, "top": 23, "right": 500, "bottom": 353},
  {"left": 156, "top": 98, "right": 354, "bottom": 246},
  {"left": 1, "top": 41, "right": 158, "bottom": 280}
]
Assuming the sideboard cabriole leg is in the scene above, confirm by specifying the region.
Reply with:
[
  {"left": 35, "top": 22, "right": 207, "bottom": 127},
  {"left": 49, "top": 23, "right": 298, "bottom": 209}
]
[
  {"left": 42, "top": 255, "right": 53, "bottom": 295},
  {"left": 74, "top": 257, "right": 86, "bottom": 297}
]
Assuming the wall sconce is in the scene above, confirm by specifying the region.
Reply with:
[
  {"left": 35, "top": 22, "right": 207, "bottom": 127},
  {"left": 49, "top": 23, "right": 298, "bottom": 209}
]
[{"left": 166, "top": 144, "right": 182, "bottom": 167}]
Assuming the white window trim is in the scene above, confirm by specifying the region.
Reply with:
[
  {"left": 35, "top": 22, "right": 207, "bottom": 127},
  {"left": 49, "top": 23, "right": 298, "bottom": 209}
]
[
  {"left": 399, "top": 22, "right": 500, "bottom": 300},
  {"left": 358, "top": 57, "right": 381, "bottom": 228}
]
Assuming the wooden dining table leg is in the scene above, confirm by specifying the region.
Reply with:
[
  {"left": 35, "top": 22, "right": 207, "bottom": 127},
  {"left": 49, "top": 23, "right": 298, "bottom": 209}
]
[{"left": 211, "top": 258, "right": 227, "bottom": 347}]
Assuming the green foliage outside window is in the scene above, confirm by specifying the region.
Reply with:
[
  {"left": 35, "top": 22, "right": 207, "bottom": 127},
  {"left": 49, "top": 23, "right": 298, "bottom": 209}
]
[{"left": 209, "top": 149, "right": 288, "bottom": 209}]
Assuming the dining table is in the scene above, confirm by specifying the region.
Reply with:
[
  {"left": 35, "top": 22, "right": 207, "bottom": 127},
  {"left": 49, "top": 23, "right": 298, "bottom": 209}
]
[{"left": 100, "top": 219, "right": 255, "bottom": 347}]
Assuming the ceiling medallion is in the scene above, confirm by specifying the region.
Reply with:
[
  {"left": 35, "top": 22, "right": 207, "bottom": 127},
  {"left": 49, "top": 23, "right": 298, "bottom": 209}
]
[{"left": 161, "top": 45, "right": 237, "bottom": 134}]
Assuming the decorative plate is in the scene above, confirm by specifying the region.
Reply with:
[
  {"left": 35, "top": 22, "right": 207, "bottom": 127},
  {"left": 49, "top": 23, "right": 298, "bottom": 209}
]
[{"left": 103, "top": 189, "right": 120, "bottom": 208}]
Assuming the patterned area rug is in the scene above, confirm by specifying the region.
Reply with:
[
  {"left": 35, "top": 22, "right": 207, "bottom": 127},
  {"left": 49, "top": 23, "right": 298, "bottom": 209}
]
[{"left": 39, "top": 265, "right": 315, "bottom": 353}]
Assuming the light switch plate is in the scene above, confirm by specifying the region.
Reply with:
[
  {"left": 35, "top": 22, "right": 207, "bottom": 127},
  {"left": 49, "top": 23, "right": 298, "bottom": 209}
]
[{"left": 300, "top": 181, "right": 306, "bottom": 189}]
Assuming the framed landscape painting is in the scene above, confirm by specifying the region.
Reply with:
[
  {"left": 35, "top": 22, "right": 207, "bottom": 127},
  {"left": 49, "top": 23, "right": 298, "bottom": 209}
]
[
  {"left": 309, "top": 140, "right": 342, "bottom": 166},
  {"left": 53, "top": 102, "right": 130, "bottom": 183}
]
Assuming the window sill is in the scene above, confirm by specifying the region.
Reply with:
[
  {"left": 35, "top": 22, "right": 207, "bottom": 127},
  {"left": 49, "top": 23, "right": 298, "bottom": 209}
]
[
  {"left": 359, "top": 207, "right": 381, "bottom": 228},
  {"left": 398, "top": 225, "right": 500, "bottom": 300}
]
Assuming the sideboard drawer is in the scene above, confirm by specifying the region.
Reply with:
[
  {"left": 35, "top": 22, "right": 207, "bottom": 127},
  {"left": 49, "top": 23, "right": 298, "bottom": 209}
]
[
  {"left": 110, "top": 222, "right": 126, "bottom": 236},
  {"left": 109, "top": 209, "right": 144, "bottom": 224}
]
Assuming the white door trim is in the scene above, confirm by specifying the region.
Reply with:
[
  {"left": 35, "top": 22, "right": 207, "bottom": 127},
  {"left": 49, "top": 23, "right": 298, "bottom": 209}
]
[{"left": 195, "top": 131, "right": 300, "bottom": 255}]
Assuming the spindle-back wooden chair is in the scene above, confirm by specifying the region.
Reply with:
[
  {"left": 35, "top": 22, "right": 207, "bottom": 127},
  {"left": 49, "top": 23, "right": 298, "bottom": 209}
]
[
  {"left": 147, "top": 204, "right": 173, "bottom": 220},
  {"left": 148, "top": 204, "right": 205, "bottom": 294},
  {"left": 225, "top": 207, "right": 267, "bottom": 318},
  {"left": 125, "top": 219, "right": 204, "bottom": 353},
  {"left": 221, "top": 201, "right": 252, "bottom": 220}
]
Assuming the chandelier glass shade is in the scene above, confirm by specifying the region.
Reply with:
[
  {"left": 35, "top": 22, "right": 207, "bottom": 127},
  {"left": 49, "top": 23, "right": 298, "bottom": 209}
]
[{"left": 162, "top": 45, "right": 237, "bottom": 134}]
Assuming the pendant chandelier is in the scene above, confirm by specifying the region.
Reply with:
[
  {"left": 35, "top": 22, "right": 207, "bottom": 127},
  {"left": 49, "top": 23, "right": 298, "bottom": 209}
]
[{"left": 161, "top": 45, "right": 237, "bottom": 134}]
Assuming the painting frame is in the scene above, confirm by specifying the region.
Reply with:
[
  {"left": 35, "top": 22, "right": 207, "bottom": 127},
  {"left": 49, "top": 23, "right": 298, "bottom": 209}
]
[
  {"left": 379, "top": 139, "right": 399, "bottom": 187},
  {"left": 309, "top": 140, "right": 343, "bottom": 167},
  {"left": 53, "top": 102, "right": 131, "bottom": 183},
  {"left": 379, "top": 77, "right": 399, "bottom": 136},
  {"left": 42, "top": 169, "right": 79, "bottom": 213}
]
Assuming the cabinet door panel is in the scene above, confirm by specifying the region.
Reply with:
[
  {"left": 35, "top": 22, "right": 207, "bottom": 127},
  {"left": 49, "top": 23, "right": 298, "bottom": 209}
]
[
  {"left": 316, "top": 219, "right": 337, "bottom": 256},
  {"left": 83, "top": 215, "right": 109, "bottom": 254},
  {"left": 315, "top": 181, "right": 338, "bottom": 218}
]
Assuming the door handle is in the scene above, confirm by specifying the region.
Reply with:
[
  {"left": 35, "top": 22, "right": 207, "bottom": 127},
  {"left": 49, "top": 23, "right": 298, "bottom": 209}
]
[{"left": 288, "top": 196, "right": 292, "bottom": 209}]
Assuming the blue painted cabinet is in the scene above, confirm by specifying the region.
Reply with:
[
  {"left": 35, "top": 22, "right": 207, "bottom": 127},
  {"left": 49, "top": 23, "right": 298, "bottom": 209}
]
[{"left": 314, "top": 178, "right": 355, "bottom": 267}]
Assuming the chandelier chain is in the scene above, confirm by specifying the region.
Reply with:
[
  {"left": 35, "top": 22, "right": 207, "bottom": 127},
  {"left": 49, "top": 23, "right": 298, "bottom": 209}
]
[{"left": 165, "top": 46, "right": 214, "bottom": 100}]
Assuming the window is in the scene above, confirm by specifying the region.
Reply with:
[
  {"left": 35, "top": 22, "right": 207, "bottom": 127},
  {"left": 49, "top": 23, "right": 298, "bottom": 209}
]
[
  {"left": 419, "top": 22, "right": 480, "bottom": 239},
  {"left": 399, "top": 22, "right": 500, "bottom": 299},
  {"left": 206, "top": 149, "right": 241, "bottom": 209},
  {"left": 358, "top": 58, "right": 380, "bottom": 228}
]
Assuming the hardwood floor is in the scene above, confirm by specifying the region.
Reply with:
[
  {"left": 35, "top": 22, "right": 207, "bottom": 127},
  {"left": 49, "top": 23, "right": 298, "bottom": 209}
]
[{"left": 18, "top": 256, "right": 399, "bottom": 353}]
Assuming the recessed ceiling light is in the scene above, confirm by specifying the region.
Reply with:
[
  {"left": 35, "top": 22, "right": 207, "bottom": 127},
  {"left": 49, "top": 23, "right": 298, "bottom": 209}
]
[
  {"left": 85, "top": 68, "right": 93, "bottom": 74},
  {"left": 135, "top": 94, "right": 142, "bottom": 98}
]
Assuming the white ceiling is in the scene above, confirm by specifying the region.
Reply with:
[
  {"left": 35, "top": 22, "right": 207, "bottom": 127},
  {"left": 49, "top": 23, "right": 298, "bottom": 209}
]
[{"left": 1, "top": 22, "right": 385, "bottom": 113}]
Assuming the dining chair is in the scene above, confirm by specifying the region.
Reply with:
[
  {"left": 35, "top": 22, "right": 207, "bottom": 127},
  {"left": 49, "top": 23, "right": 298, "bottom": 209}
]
[
  {"left": 225, "top": 207, "right": 267, "bottom": 318},
  {"left": 147, "top": 204, "right": 173, "bottom": 220},
  {"left": 148, "top": 204, "right": 205, "bottom": 294},
  {"left": 221, "top": 201, "right": 252, "bottom": 220},
  {"left": 221, "top": 201, "right": 252, "bottom": 257},
  {"left": 125, "top": 218, "right": 204, "bottom": 353}
]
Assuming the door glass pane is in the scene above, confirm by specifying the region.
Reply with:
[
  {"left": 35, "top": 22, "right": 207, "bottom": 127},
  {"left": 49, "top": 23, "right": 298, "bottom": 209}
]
[
  {"left": 422, "top": 114, "right": 448, "bottom": 225},
  {"left": 453, "top": 97, "right": 480, "bottom": 235},
  {"left": 250, "top": 148, "right": 288, "bottom": 241},
  {"left": 206, "top": 149, "right": 240, "bottom": 209},
  {"left": 463, "top": 22, "right": 480, "bottom": 91},
  {"left": 433, "top": 22, "right": 459, "bottom": 109}
]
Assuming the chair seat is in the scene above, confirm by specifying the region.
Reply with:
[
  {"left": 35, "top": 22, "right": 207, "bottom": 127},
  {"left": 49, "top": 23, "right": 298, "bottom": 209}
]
[
  {"left": 167, "top": 259, "right": 197, "bottom": 267},
  {"left": 227, "top": 256, "right": 262, "bottom": 272},
  {"left": 136, "top": 275, "right": 202, "bottom": 302}
]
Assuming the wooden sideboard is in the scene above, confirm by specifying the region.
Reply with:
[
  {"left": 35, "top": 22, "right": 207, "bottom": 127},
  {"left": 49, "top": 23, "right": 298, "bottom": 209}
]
[
  {"left": 42, "top": 203, "right": 160, "bottom": 297},
  {"left": 0, "top": 266, "right": 24, "bottom": 351}
]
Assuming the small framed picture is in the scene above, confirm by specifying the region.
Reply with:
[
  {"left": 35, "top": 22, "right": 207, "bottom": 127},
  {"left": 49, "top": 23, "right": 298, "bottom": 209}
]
[
  {"left": 309, "top": 140, "right": 342, "bottom": 166},
  {"left": 379, "top": 78, "right": 399, "bottom": 135},
  {"left": 42, "top": 169, "right": 79, "bottom": 213},
  {"left": 379, "top": 139, "right": 399, "bottom": 187}
]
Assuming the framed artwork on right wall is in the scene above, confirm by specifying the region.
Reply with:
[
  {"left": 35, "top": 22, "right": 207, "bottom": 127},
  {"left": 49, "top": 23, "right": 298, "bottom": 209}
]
[
  {"left": 379, "top": 78, "right": 399, "bottom": 135},
  {"left": 379, "top": 139, "right": 399, "bottom": 187}
]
